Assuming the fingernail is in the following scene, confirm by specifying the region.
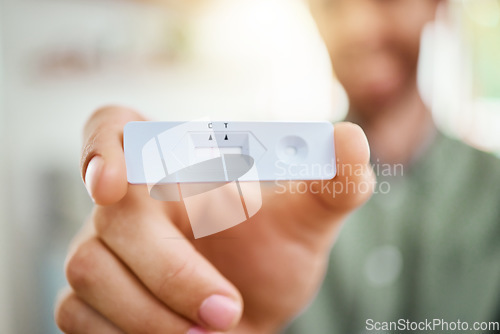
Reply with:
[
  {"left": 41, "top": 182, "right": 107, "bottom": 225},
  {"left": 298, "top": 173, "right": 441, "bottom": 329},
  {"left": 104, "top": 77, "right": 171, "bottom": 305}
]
[
  {"left": 187, "top": 327, "right": 220, "bottom": 334},
  {"left": 198, "top": 295, "right": 241, "bottom": 331},
  {"left": 187, "top": 327, "right": 207, "bottom": 334},
  {"left": 85, "top": 156, "right": 103, "bottom": 201}
]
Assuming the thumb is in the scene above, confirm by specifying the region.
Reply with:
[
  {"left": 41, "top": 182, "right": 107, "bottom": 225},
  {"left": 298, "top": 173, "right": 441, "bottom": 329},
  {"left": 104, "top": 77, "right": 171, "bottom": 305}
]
[
  {"left": 81, "top": 106, "right": 145, "bottom": 205},
  {"left": 312, "top": 121, "right": 374, "bottom": 214},
  {"left": 268, "top": 122, "right": 374, "bottom": 237}
]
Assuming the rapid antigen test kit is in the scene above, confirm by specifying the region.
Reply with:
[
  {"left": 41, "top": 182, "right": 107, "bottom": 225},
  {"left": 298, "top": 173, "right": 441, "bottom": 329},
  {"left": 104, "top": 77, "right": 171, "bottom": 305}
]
[{"left": 124, "top": 121, "right": 336, "bottom": 184}]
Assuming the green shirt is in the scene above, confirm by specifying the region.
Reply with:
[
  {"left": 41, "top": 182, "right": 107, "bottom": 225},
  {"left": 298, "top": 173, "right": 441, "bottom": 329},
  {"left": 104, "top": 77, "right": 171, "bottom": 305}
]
[{"left": 287, "top": 133, "right": 500, "bottom": 333}]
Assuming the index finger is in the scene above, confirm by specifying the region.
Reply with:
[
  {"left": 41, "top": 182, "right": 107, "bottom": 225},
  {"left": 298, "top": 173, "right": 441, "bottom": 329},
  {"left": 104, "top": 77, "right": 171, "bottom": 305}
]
[{"left": 81, "top": 105, "right": 146, "bottom": 205}]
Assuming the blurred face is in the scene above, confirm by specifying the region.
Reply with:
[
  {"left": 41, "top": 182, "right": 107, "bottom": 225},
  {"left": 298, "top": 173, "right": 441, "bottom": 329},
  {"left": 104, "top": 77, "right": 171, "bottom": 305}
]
[{"left": 309, "top": 0, "right": 441, "bottom": 114}]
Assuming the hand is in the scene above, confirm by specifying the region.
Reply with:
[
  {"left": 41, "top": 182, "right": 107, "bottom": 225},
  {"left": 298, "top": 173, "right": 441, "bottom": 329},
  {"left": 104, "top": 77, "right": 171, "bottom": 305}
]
[{"left": 55, "top": 106, "right": 374, "bottom": 334}]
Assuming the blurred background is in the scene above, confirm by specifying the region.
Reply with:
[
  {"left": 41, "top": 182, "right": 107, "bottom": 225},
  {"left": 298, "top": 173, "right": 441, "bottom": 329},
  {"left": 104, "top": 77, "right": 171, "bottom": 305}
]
[{"left": 0, "top": 0, "right": 499, "bottom": 332}]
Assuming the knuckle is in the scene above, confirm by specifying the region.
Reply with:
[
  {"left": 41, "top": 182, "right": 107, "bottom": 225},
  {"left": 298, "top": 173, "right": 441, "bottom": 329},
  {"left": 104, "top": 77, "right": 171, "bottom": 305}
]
[
  {"left": 87, "top": 105, "right": 132, "bottom": 131},
  {"left": 81, "top": 104, "right": 143, "bottom": 178},
  {"left": 157, "top": 256, "right": 194, "bottom": 298},
  {"left": 92, "top": 207, "right": 120, "bottom": 237},
  {"left": 65, "top": 238, "right": 102, "bottom": 291},
  {"left": 54, "top": 291, "right": 77, "bottom": 333},
  {"left": 81, "top": 106, "right": 115, "bottom": 159},
  {"left": 80, "top": 133, "right": 100, "bottom": 177},
  {"left": 133, "top": 320, "right": 161, "bottom": 334},
  {"left": 88, "top": 105, "right": 141, "bottom": 133},
  {"left": 92, "top": 104, "right": 134, "bottom": 119}
]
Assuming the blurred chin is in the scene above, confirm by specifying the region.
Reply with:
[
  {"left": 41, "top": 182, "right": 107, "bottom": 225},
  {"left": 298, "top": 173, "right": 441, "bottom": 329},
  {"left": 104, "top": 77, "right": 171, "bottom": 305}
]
[
  {"left": 335, "top": 56, "right": 408, "bottom": 109},
  {"left": 358, "top": 74, "right": 402, "bottom": 103}
]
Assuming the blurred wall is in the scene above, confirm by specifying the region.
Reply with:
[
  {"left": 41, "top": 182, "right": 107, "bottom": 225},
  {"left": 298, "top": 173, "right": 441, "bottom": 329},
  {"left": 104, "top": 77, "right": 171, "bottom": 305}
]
[
  {"left": 0, "top": 0, "right": 14, "bottom": 330},
  {"left": 422, "top": 0, "right": 500, "bottom": 152}
]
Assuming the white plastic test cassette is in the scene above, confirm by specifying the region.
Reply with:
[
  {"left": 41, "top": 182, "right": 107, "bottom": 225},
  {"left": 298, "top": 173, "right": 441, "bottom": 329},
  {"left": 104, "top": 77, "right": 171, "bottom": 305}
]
[{"left": 124, "top": 121, "right": 336, "bottom": 184}]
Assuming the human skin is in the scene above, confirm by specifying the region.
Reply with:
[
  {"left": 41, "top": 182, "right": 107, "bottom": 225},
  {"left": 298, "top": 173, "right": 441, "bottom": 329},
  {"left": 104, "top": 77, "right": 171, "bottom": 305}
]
[{"left": 54, "top": 107, "right": 374, "bottom": 334}]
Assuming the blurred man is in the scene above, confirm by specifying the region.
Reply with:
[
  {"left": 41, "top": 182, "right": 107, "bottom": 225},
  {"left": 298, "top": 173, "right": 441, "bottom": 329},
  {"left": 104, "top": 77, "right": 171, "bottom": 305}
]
[
  {"left": 289, "top": 0, "right": 500, "bottom": 332},
  {"left": 55, "top": 0, "right": 500, "bottom": 333}
]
